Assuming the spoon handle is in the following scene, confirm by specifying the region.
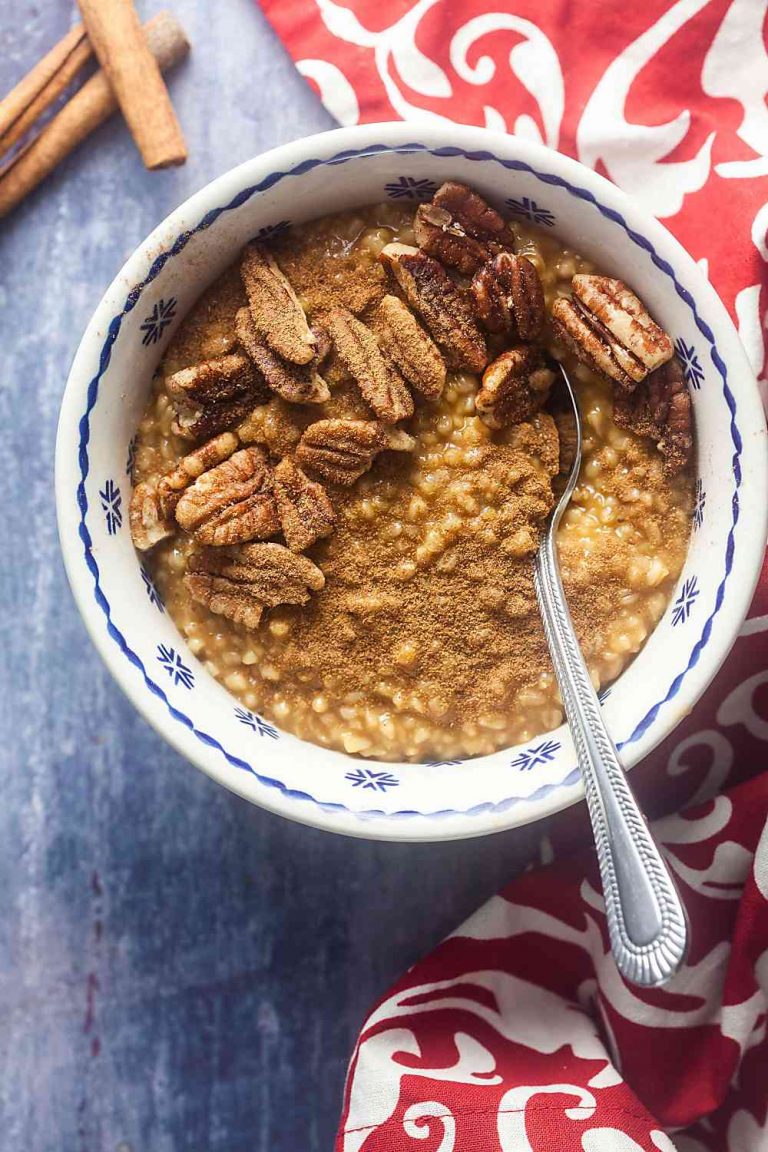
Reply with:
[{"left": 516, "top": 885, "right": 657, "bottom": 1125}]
[{"left": 534, "top": 532, "right": 688, "bottom": 987}]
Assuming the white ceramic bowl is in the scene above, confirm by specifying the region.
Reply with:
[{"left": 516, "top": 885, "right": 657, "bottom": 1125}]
[{"left": 56, "top": 123, "right": 768, "bottom": 841}]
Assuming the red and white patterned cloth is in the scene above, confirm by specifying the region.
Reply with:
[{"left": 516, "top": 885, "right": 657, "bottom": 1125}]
[
  {"left": 338, "top": 777, "right": 768, "bottom": 1151},
  {"left": 258, "top": 2, "right": 768, "bottom": 1146}
]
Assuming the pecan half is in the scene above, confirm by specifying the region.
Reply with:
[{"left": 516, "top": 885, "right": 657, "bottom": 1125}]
[
  {"left": 659, "top": 376, "right": 693, "bottom": 476},
  {"left": 613, "top": 357, "right": 692, "bottom": 476},
  {"left": 551, "top": 275, "right": 673, "bottom": 390},
  {"left": 129, "top": 481, "right": 175, "bottom": 552},
  {"left": 370, "top": 295, "right": 446, "bottom": 400},
  {"left": 325, "top": 307, "right": 414, "bottom": 423},
  {"left": 295, "top": 419, "right": 388, "bottom": 486},
  {"left": 476, "top": 347, "right": 555, "bottom": 430},
  {"left": 472, "top": 253, "right": 545, "bottom": 340},
  {"left": 165, "top": 352, "right": 268, "bottom": 441},
  {"left": 175, "top": 446, "right": 279, "bottom": 546},
  {"left": 156, "top": 432, "right": 239, "bottom": 519},
  {"left": 130, "top": 433, "right": 241, "bottom": 551},
  {"left": 185, "top": 543, "right": 325, "bottom": 629},
  {"left": 235, "top": 307, "right": 330, "bottom": 405},
  {"left": 274, "top": 457, "right": 336, "bottom": 552},
  {"left": 379, "top": 243, "right": 487, "bottom": 373},
  {"left": 413, "top": 182, "right": 514, "bottom": 275},
  {"left": 240, "top": 242, "right": 316, "bottom": 365}
]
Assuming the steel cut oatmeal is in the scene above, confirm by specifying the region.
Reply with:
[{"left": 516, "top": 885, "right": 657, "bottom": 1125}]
[{"left": 129, "top": 182, "right": 693, "bottom": 762}]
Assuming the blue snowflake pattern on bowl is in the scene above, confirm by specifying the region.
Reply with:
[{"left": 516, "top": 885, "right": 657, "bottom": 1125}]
[
  {"left": 672, "top": 576, "right": 699, "bottom": 626},
  {"left": 511, "top": 739, "right": 561, "bottom": 771},
  {"left": 506, "top": 197, "right": 556, "bottom": 227},
  {"left": 140, "top": 567, "right": 164, "bottom": 612},
  {"left": 693, "top": 479, "right": 706, "bottom": 531},
  {"left": 384, "top": 176, "right": 437, "bottom": 200},
  {"left": 234, "top": 707, "right": 279, "bottom": 739},
  {"left": 126, "top": 435, "right": 137, "bottom": 480},
  {"left": 255, "top": 220, "right": 291, "bottom": 241},
  {"left": 345, "top": 768, "right": 400, "bottom": 792},
  {"left": 157, "top": 644, "right": 194, "bottom": 689},
  {"left": 99, "top": 479, "right": 122, "bottom": 535},
  {"left": 140, "top": 298, "right": 177, "bottom": 346},
  {"left": 598, "top": 685, "right": 612, "bottom": 703},
  {"left": 424, "top": 759, "right": 464, "bottom": 768},
  {"left": 674, "top": 338, "right": 705, "bottom": 390}
]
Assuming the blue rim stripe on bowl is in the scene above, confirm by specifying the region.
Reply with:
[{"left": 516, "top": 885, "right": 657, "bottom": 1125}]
[{"left": 76, "top": 142, "right": 739, "bottom": 821}]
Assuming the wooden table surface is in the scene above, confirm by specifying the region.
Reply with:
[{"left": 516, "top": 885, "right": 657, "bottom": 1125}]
[{"left": 0, "top": 4, "right": 556, "bottom": 1147}]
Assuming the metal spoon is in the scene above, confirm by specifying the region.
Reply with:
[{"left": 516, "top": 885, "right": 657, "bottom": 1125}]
[{"left": 533, "top": 360, "right": 689, "bottom": 987}]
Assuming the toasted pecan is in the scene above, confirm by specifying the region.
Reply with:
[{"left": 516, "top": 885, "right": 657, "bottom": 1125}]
[
  {"left": 185, "top": 542, "right": 324, "bottom": 628},
  {"left": 295, "top": 419, "right": 386, "bottom": 486},
  {"left": 379, "top": 243, "right": 487, "bottom": 373},
  {"left": 414, "top": 181, "right": 514, "bottom": 274},
  {"left": 613, "top": 357, "right": 692, "bottom": 476},
  {"left": 325, "top": 307, "right": 414, "bottom": 423},
  {"left": 235, "top": 307, "right": 330, "bottom": 405},
  {"left": 274, "top": 457, "right": 336, "bottom": 552},
  {"left": 165, "top": 353, "right": 268, "bottom": 441},
  {"left": 129, "top": 481, "right": 175, "bottom": 552},
  {"left": 371, "top": 295, "right": 446, "bottom": 400},
  {"left": 240, "top": 242, "right": 316, "bottom": 365},
  {"left": 155, "top": 432, "right": 239, "bottom": 519},
  {"left": 552, "top": 275, "right": 673, "bottom": 391},
  {"left": 476, "top": 347, "right": 555, "bottom": 430},
  {"left": 175, "top": 447, "right": 279, "bottom": 546},
  {"left": 471, "top": 252, "right": 545, "bottom": 340},
  {"left": 164, "top": 353, "right": 255, "bottom": 406}
]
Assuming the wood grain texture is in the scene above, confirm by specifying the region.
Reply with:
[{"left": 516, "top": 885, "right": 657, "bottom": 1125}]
[
  {"left": 0, "top": 2, "right": 555, "bottom": 1148},
  {"left": 76, "top": 0, "right": 187, "bottom": 168}
]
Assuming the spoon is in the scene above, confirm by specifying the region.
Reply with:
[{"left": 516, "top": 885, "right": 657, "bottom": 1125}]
[{"left": 534, "top": 360, "right": 689, "bottom": 987}]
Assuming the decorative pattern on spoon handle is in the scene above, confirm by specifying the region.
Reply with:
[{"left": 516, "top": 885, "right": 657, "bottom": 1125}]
[{"left": 534, "top": 532, "right": 688, "bottom": 986}]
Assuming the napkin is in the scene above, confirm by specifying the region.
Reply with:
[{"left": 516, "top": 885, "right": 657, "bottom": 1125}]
[
  {"left": 338, "top": 774, "right": 768, "bottom": 1151},
  {"left": 257, "top": 2, "right": 768, "bottom": 1146}
]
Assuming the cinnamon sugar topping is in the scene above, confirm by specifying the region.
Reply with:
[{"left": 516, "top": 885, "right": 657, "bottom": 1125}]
[{"left": 130, "top": 193, "right": 693, "bottom": 762}]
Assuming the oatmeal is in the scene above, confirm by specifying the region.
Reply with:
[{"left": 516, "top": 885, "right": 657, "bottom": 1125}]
[{"left": 130, "top": 185, "right": 693, "bottom": 762}]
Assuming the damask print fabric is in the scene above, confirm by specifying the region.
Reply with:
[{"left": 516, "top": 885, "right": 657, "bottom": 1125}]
[
  {"left": 257, "top": 1, "right": 768, "bottom": 1146},
  {"left": 337, "top": 776, "right": 768, "bottom": 1150}
]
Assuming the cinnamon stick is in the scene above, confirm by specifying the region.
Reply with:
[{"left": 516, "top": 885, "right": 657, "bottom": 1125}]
[
  {"left": 0, "top": 13, "right": 189, "bottom": 220},
  {"left": 0, "top": 24, "right": 93, "bottom": 156},
  {"left": 76, "top": 0, "right": 187, "bottom": 170}
]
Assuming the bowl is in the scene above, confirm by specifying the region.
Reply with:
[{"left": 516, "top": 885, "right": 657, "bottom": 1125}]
[{"left": 56, "top": 122, "right": 768, "bottom": 841}]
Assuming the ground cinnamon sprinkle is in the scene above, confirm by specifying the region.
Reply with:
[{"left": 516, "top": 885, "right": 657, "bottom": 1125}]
[
  {"left": 235, "top": 215, "right": 558, "bottom": 727},
  {"left": 136, "top": 202, "right": 693, "bottom": 761},
  {"left": 266, "top": 410, "right": 560, "bottom": 728},
  {"left": 275, "top": 215, "right": 391, "bottom": 316}
]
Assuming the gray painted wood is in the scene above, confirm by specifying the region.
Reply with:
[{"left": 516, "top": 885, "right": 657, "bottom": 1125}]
[{"left": 0, "top": 4, "right": 554, "bottom": 1147}]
